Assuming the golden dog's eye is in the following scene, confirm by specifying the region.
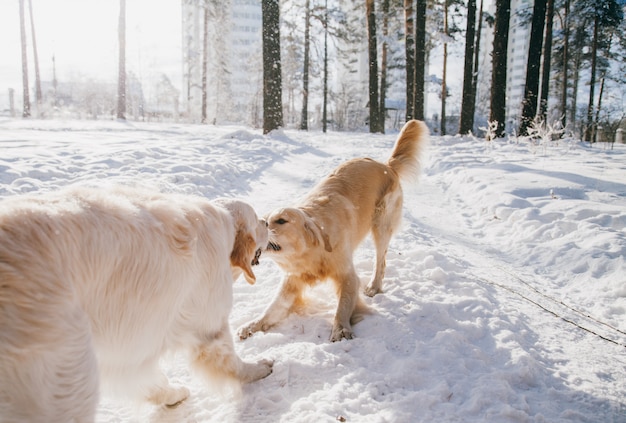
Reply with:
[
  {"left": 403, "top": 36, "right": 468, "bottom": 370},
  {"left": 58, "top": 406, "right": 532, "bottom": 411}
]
[{"left": 276, "top": 218, "right": 287, "bottom": 225}]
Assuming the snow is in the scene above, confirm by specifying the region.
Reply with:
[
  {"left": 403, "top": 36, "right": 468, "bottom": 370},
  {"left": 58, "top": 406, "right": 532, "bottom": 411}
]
[{"left": 1, "top": 118, "right": 625, "bottom": 422}]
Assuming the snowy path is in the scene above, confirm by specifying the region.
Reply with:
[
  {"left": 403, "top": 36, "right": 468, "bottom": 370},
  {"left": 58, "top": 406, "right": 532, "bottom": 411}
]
[
  {"left": 1, "top": 120, "right": 624, "bottom": 422},
  {"left": 230, "top": 129, "right": 626, "bottom": 422}
]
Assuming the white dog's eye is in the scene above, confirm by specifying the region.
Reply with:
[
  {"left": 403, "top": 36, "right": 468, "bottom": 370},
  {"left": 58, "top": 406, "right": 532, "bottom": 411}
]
[{"left": 275, "top": 218, "right": 287, "bottom": 225}]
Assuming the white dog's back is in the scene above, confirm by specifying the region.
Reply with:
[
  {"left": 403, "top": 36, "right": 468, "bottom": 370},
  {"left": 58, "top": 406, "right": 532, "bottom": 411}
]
[{"left": 0, "top": 186, "right": 253, "bottom": 421}]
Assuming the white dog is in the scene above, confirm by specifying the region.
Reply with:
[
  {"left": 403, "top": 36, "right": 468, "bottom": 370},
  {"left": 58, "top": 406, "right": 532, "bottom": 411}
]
[
  {"left": 238, "top": 120, "right": 429, "bottom": 342},
  {"left": 0, "top": 185, "right": 272, "bottom": 423}
]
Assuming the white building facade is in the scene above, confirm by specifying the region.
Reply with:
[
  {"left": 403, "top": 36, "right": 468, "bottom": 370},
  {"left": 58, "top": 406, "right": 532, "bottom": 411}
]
[
  {"left": 181, "top": 0, "right": 263, "bottom": 124},
  {"left": 476, "top": 0, "right": 534, "bottom": 133}
]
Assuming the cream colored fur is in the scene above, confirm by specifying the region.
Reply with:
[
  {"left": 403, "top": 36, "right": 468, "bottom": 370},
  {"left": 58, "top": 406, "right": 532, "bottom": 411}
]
[
  {"left": 0, "top": 185, "right": 272, "bottom": 423},
  {"left": 238, "top": 120, "right": 429, "bottom": 342}
]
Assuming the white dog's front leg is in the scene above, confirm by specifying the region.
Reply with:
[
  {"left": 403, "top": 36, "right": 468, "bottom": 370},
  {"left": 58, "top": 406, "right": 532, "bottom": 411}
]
[
  {"left": 237, "top": 274, "right": 303, "bottom": 340},
  {"left": 192, "top": 324, "right": 273, "bottom": 384},
  {"left": 142, "top": 365, "right": 190, "bottom": 407}
]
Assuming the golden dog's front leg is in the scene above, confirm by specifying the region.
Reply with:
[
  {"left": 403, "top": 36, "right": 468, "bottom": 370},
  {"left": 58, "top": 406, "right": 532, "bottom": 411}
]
[
  {"left": 330, "top": 270, "right": 360, "bottom": 342},
  {"left": 237, "top": 274, "right": 304, "bottom": 340}
]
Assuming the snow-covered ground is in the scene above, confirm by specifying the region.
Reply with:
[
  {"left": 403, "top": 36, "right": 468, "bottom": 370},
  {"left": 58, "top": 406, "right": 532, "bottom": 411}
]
[{"left": 1, "top": 118, "right": 625, "bottom": 422}]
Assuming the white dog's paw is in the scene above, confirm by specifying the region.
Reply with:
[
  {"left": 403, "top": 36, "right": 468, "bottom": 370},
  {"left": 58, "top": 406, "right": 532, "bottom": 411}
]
[
  {"left": 255, "top": 358, "right": 274, "bottom": 379},
  {"left": 148, "top": 385, "right": 190, "bottom": 408},
  {"left": 330, "top": 325, "right": 354, "bottom": 342},
  {"left": 241, "top": 358, "right": 274, "bottom": 383}
]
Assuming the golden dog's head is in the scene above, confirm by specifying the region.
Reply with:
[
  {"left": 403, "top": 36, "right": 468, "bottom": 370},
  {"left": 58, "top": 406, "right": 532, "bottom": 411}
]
[
  {"left": 213, "top": 199, "right": 269, "bottom": 285},
  {"left": 264, "top": 208, "right": 332, "bottom": 263}
]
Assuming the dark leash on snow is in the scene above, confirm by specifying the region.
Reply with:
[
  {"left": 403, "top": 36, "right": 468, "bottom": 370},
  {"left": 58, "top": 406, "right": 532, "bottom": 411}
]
[{"left": 472, "top": 267, "right": 626, "bottom": 349}]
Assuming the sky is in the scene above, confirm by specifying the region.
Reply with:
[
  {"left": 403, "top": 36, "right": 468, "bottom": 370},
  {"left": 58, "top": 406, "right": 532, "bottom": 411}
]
[
  {"left": 0, "top": 0, "right": 182, "bottom": 109},
  {"left": 0, "top": 1, "right": 492, "bottom": 121}
]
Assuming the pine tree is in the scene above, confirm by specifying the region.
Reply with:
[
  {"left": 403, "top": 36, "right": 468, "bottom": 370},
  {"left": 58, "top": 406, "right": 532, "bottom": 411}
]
[
  {"left": 262, "top": 0, "right": 283, "bottom": 134},
  {"left": 468, "top": 0, "right": 484, "bottom": 132},
  {"left": 579, "top": 0, "right": 622, "bottom": 142},
  {"left": 300, "top": 0, "right": 311, "bottom": 130},
  {"left": 379, "top": 0, "right": 390, "bottom": 132},
  {"left": 117, "top": 0, "right": 126, "bottom": 120},
  {"left": 322, "top": 0, "right": 329, "bottom": 133},
  {"left": 558, "top": 0, "right": 570, "bottom": 130},
  {"left": 19, "top": 0, "right": 30, "bottom": 118},
  {"left": 518, "top": 0, "right": 547, "bottom": 136},
  {"left": 440, "top": 0, "right": 449, "bottom": 135},
  {"left": 538, "top": 0, "right": 554, "bottom": 122},
  {"left": 366, "top": 0, "right": 383, "bottom": 133},
  {"left": 27, "top": 0, "right": 42, "bottom": 115},
  {"left": 489, "top": 0, "right": 511, "bottom": 138},
  {"left": 414, "top": 0, "right": 427, "bottom": 120},
  {"left": 405, "top": 0, "right": 415, "bottom": 121},
  {"left": 201, "top": 3, "right": 208, "bottom": 124},
  {"left": 459, "top": 0, "right": 477, "bottom": 134}
]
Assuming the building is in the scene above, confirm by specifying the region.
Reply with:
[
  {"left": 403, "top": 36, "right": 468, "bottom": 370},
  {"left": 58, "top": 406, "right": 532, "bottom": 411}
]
[
  {"left": 476, "top": 0, "right": 534, "bottom": 133},
  {"left": 181, "top": 0, "right": 263, "bottom": 125}
]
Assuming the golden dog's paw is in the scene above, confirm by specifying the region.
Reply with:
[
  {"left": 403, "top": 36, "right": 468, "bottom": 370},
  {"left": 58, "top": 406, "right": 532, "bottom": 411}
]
[
  {"left": 364, "top": 282, "right": 383, "bottom": 297},
  {"left": 237, "top": 319, "right": 272, "bottom": 340},
  {"left": 237, "top": 321, "right": 259, "bottom": 340},
  {"left": 330, "top": 326, "right": 354, "bottom": 342}
]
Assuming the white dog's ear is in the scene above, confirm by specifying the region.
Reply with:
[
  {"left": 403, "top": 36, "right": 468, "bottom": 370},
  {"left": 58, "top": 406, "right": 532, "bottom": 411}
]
[
  {"left": 231, "top": 229, "right": 257, "bottom": 285},
  {"left": 304, "top": 221, "right": 332, "bottom": 253}
]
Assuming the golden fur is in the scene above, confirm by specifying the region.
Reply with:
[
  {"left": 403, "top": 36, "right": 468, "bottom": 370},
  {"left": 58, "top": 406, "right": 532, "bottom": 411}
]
[
  {"left": 0, "top": 185, "right": 272, "bottom": 423},
  {"left": 238, "top": 120, "right": 429, "bottom": 342}
]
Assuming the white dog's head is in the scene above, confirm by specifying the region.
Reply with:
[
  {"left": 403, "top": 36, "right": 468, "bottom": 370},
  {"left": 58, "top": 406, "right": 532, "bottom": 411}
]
[
  {"left": 213, "top": 199, "right": 268, "bottom": 285},
  {"left": 264, "top": 207, "right": 332, "bottom": 265}
]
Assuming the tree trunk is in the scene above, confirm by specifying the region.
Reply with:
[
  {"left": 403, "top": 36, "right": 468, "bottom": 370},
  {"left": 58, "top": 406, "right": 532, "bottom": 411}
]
[
  {"left": 201, "top": 5, "right": 208, "bottom": 124},
  {"left": 262, "top": 0, "right": 283, "bottom": 134},
  {"left": 518, "top": 0, "right": 547, "bottom": 136},
  {"left": 404, "top": 0, "right": 415, "bottom": 121},
  {"left": 468, "top": 0, "right": 484, "bottom": 131},
  {"left": 300, "top": 0, "right": 311, "bottom": 130},
  {"left": 559, "top": 0, "right": 569, "bottom": 130},
  {"left": 538, "top": 0, "right": 554, "bottom": 122},
  {"left": 322, "top": 0, "right": 328, "bottom": 133},
  {"left": 584, "top": 16, "right": 599, "bottom": 143},
  {"left": 366, "top": 0, "right": 382, "bottom": 133},
  {"left": 441, "top": 0, "right": 448, "bottom": 136},
  {"left": 19, "top": 0, "right": 30, "bottom": 118},
  {"left": 489, "top": 0, "right": 511, "bottom": 138},
  {"left": 27, "top": 0, "right": 42, "bottom": 114},
  {"left": 117, "top": 0, "right": 126, "bottom": 120},
  {"left": 459, "top": 0, "right": 477, "bottom": 134},
  {"left": 593, "top": 33, "right": 612, "bottom": 143},
  {"left": 414, "top": 0, "right": 426, "bottom": 120},
  {"left": 594, "top": 75, "right": 605, "bottom": 143},
  {"left": 379, "top": 0, "right": 389, "bottom": 132},
  {"left": 570, "top": 24, "right": 585, "bottom": 131}
]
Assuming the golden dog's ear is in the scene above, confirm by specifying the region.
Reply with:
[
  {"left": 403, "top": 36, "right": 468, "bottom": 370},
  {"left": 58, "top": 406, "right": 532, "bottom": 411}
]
[
  {"left": 304, "top": 221, "right": 332, "bottom": 253},
  {"left": 231, "top": 229, "right": 256, "bottom": 285}
]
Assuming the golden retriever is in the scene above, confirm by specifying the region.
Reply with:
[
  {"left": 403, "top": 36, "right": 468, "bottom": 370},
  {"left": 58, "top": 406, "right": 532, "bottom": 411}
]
[
  {"left": 0, "top": 185, "right": 272, "bottom": 423},
  {"left": 238, "top": 120, "right": 429, "bottom": 342}
]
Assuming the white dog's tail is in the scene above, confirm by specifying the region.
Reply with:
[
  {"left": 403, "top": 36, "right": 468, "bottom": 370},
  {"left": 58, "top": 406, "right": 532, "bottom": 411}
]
[{"left": 386, "top": 119, "right": 429, "bottom": 181}]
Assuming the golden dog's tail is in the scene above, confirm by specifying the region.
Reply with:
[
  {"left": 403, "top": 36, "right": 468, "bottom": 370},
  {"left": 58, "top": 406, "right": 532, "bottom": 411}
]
[{"left": 386, "top": 119, "right": 429, "bottom": 181}]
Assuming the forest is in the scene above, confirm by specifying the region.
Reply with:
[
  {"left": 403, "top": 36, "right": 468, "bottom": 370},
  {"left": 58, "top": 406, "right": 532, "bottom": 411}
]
[{"left": 11, "top": 0, "right": 626, "bottom": 141}]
